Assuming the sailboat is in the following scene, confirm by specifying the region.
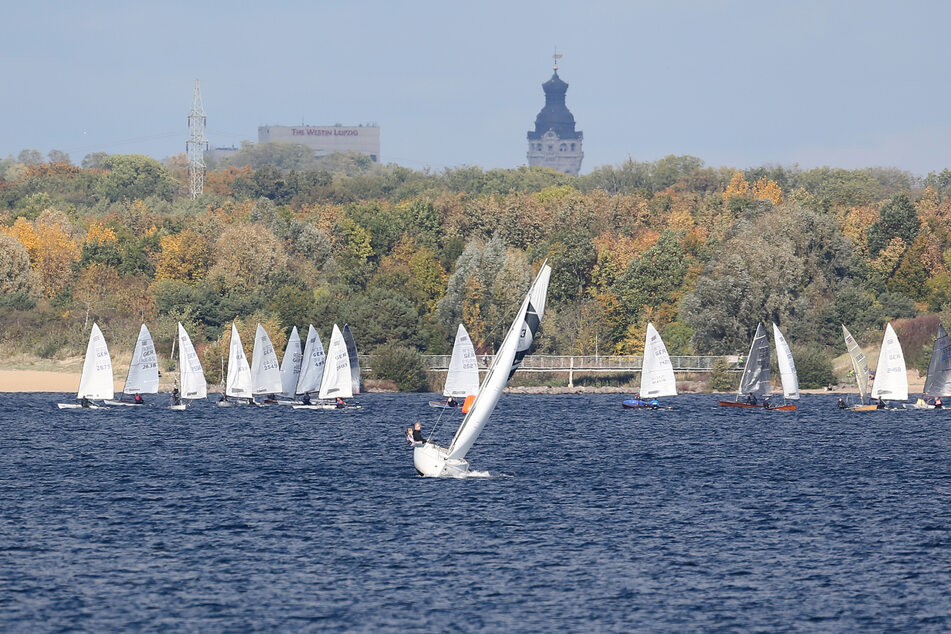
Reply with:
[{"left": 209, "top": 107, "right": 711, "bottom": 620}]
[
  {"left": 293, "top": 324, "right": 359, "bottom": 410},
  {"left": 908, "top": 324, "right": 951, "bottom": 409},
  {"left": 718, "top": 323, "right": 770, "bottom": 408},
  {"left": 842, "top": 324, "right": 876, "bottom": 411},
  {"left": 105, "top": 324, "right": 158, "bottom": 406},
  {"left": 219, "top": 322, "right": 253, "bottom": 406},
  {"left": 414, "top": 262, "right": 552, "bottom": 477},
  {"left": 291, "top": 325, "right": 326, "bottom": 408},
  {"left": 58, "top": 322, "right": 114, "bottom": 409},
  {"left": 250, "top": 323, "right": 283, "bottom": 401},
  {"left": 170, "top": 322, "right": 207, "bottom": 410},
  {"left": 343, "top": 324, "right": 361, "bottom": 395},
  {"left": 623, "top": 322, "right": 676, "bottom": 409},
  {"left": 429, "top": 324, "right": 480, "bottom": 409},
  {"left": 769, "top": 323, "right": 799, "bottom": 411},
  {"left": 276, "top": 326, "right": 303, "bottom": 403},
  {"left": 870, "top": 322, "right": 908, "bottom": 408}
]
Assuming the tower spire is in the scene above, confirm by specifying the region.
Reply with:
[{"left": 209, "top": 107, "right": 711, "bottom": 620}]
[
  {"left": 187, "top": 80, "right": 207, "bottom": 199},
  {"left": 553, "top": 48, "right": 562, "bottom": 72}
]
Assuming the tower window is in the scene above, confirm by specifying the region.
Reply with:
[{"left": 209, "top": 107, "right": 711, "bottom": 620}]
[
  {"left": 571, "top": 143, "right": 576, "bottom": 151},
  {"left": 559, "top": 143, "right": 567, "bottom": 152},
  {"left": 548, "top": 145, "right": 553, "bottom": 152}
]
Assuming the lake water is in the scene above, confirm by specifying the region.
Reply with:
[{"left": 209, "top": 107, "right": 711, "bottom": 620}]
[{"left": 2, "top": 392, "right": 951, "bottom": 631}]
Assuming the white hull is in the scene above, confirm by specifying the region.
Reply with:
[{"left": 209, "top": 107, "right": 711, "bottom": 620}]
[
  {"left": 168, "top": 404, "right": 187, "bottom": 411},
  {"left": 103, "top": 400, "right": 145, "bottom": 407},
  {"left": 291, "top": 403, "right": 362, "bottom": 410},
  {"left": 413, "top": 442, "right": 470, "bottom": 477},
  {"left": 57, "top": 403, "right": 104, "bottom": 410}
]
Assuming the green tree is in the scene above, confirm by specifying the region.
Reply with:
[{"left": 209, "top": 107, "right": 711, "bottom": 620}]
[
  {"left": 370, "top": 343, "right": 428, "bottom": 391},
  {"left": 98, "top": 154, "right": 179, "bottom": 201},
  {"left": 867, "top": 193, "right": 920, "bottom": 256}
]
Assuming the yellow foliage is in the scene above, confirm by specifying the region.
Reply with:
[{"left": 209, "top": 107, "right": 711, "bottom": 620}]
[
  {"left": 2, "top": 214, "right": 78, "bottom": 297},
  {"left": 85, "top": 221, "right": 118, "bottom": 246},
  {"left": 869, "top": 237, "right": 907, "bottom": 276},
  {"left": 751, "top": 178, "right": 783, "bottom": 206},
  {"left": 839, "top": 206, "right": 878, "bottom": 254},
  {"left": 2, "top": 217, "right": 38, "bottom": 260},
  {"left": 723, "top": 171, "right": 750, "bottom": 200},
  {"left": 156, "top": 230, "right": 213, "bottom": 284},
  {"left": 632, "top": 230, "right": 660, "bottom": 254},
  {"left": 667, "top": 204, "right": 695, "bottom": 233}
]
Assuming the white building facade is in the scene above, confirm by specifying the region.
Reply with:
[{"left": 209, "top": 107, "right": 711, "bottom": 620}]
[{"left": 258, "top": 125, "right": 380, "bottom": 162}]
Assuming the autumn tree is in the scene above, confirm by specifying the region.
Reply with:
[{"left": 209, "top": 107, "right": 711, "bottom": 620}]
[
  {"left": 0, "top": 234, "right": 35, "bottom": 298},
  {"left": 155, "top": 230, "right": 213, "bottom": 284},
  {"left": 867, "top": 193, "right": 920, "bottom": 257},
  {"left": 209, "top": 224, "right": 288, "bottom": 289}
]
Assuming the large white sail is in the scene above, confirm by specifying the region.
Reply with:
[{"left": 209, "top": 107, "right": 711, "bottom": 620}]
[
  {"left": 871, "top": 323, "right": 908, "bottom": 401},
  {"left": 296, "top": 325, "right": 326, "bottom": 395},
  {"left": 923, "top": 324, "right": 951, "bottom": 397},
  {"left": 318, "top": 324, "right": 353, "bottom": 400},
  {"left": 639, "top": 322, "right": 677, "bottom": 398},
  {"left": 737, "top": 323, "right": 770, "bottom": 398},
  {"left": 77, "top": 322, "right": 114, "bottom": 400},
  {"left": 279, "top": 326, "right": 303, "bottom": 397},
  {"left": 446, "top": 263, "right": 551, "bottom": 462},
  {"left": 123, "top": 323, "right": 159, "bottom": 394},
  {"left": 250, "top": 323, "right": 283, "bottom": 395},
  {"left": 177, "top": 323, "right": 207, "bottom": 400},
  {"left": 444, "top": 324, "right": 480, "bottom": 398},
  {"left": 343, "top": 324, "right": 361, "bottom": 395},
  {"left": 842, "top": 325, "right": 869, "bottom": 404},
  {"left": 226, "top": 322, "right": 253, "bottom": 398},
  {"left": 772, "top": 323, "right": 800, "bottom": 400}
]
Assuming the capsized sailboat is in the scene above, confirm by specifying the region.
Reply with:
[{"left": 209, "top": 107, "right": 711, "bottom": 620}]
[
  {"left": 871, "top": 322, "right": 908, "bottom": 407},
  {"left": 429, "top": 324, "right": 480, "bottom": 409},
  {"left": 623, "top": 322, "right": 677, "bottom": 409},
  {"left": 718, "top": 323, "right": 770, "bottom": 408},
  {"left": 768, "top": 323, "right": 799, "bottom": 411},
  {"left": 220, "top": 322, "right": 253, "bottom": 406},
  {"left": 58, "top": 322, "right": 114, "bottom": 409},
  {"left": 170, "top": 322, "right": 207, "bottom": 410},
  {"left": 908, "top": 324, "right": 951, "bottom": 409},
  {"left": 105, "top": 323, "right": 158, "bottom": 406},
  {"left": 250, "top": 323, "right": 283, "bottom": 400},
  {"left": 414, "top": 262, "right": 552, "bottom": 477}
]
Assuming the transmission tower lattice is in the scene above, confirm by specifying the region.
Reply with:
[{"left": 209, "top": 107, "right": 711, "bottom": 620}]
[{"left": 187, "top": 80, "right": 207, "bottom": 199}]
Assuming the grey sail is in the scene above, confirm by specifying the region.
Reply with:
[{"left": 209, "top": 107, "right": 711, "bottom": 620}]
[
  {"left": 342, "top": 324, "right": 361, "bottom": 395},
  {"left": 923, "top": 324, "right": 951, "bottom": 397},
  {"left": 737, "top": 323, "right": 770, "bottom": 397},
  {"left": 842, "top": 325, "right": 869, "bottom": 405}
]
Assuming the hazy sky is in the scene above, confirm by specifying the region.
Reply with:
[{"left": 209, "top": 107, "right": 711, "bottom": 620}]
[{"left": 3, "top": 0, "right": 950, "bottom": 175}]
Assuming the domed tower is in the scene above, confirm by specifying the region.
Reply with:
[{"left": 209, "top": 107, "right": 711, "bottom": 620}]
[{"left": 527, "top": 55, "right": 583, "bottom": 175}]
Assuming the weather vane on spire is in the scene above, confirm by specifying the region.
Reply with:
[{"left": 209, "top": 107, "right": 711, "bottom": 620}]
[{"left": 553, "top": 48, "right": 562, "bottom": 71}]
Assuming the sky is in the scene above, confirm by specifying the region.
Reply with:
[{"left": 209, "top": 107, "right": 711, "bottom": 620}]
[{"left": 2, "top": 0, "right": 950, "bottom": 175}]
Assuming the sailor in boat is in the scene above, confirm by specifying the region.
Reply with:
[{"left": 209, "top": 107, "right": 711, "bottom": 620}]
[
  {"left": 876, "top": 398, "right": 886, "bottom": 409},
  {"left": 745, "top": 393, "right": 758, "bottom": 406},
  {"left": 763, "top": 396, "right": 773, "bottom": 410},
  {"left": 649, "top": 398, "right": 660, "bottom": 409},
  {"left": 447, "top": 396, "right": 458, "bottom": 408},
  {"left": 171, "top": 386, "right": 181, "bottom": 406},
  {"left": 335, "top": 396, "right": 346, "bottom": 409},
  {"left": 837, "top": 397, "right": 847, "bottom": 409},
  {"left": 406, "top": 427, "right": 417, "bottom": 446},
  {"left": 301, "top": 393, "right": 311, "bottom": 405},
  {"left": 412, "top": 422, "right": 426, "bottom": 445},
  {"left": 935, "top": 397, "right": 943, "bottom": 409},
  {"left": 133, "top": 393, "right": 144, "bottom": 405},
  {"left": 81, "top": 396, "right": 91, "bottom": 408}
]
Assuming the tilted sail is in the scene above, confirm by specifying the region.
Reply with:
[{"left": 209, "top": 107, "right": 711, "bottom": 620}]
[
  {"left": 123, "top": 323, "right": 159, "bottom": 394},
  {"left": 318, "top": 324, "right": 353, "bottom": 400},
  {"left": 923, "top": 324, "right": 951, "bottom": 397},
  {"left": 772, "top": 323, "right": 800, "bottom": 400},
  {"left": 226, "top": 322, "right": 253, "bottom": 398},
  {"left": 446, "top": 263, "right": 551, "bottom": 462},
  {"left": 250, "top": 323, "right": 283, "bottom": 395},
  {"left": 842, "top": 325, "right": 869, "bottom": 405},
  {"left": 871, "top": 323, "right": 908, "bottom": 401},
  {"left": 639, "top": 322, "right": 677, "bottom": 398},
  {"left": 279, "top": 326, "right": 303, "bottom": 397},
  {"left": 296, "top": 325, "right": 326, "bottom": 395},
  {"left": 737, "top": 323, "right": 770, "bottom": 398},
  {"left": 343, "top": 324, "right": 361, "bottom": 395},
  {"left": 77, "top": 322, "right": 114, "bottom": 400},
  {"left": 444, "top": 324, "right": 480, "bottom": 398},
  {"left": 178, "top": 323, "right": 207, "bottom": 399}
]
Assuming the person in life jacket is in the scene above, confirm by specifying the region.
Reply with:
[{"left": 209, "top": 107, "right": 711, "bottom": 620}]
[
  {"left": 134, "top": 393, "right": 143, "bottom": 404},
  {"left": 335, "top": 397, "right": 346, "bottom": 409},
  {"left": 935, "top": 397, "right": 943, "bottom": 409},
  {"left": 405, "top": 427, "right": 416, "bottom": 446}
]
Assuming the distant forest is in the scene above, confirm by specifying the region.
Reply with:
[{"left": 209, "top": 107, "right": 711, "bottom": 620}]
[{"left": 2, "top": 144, "right": 951, "bottom": 385}]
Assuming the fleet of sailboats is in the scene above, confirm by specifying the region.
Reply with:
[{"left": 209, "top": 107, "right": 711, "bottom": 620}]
[{"left": 717, "top": 322, "right": 798, "bottom": 410}]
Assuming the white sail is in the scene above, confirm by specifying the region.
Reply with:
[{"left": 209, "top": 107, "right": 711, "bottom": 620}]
[
  {"left": 279, "top": 326, "right": 303, "bottom": 397},
  {"left": 177, "top": 322, "right": 207, "bottom": 400},
  {"left": 444, "top": 324, "right": 480, "bottom": 398},
  {"left": 871, "top": 323, "right": 908, "bottom": 401},
  {"left": 772, "top": 323, "right": 800, "bottom": 400},
  {"left": 77, "top": 322, "right": 114, "bottom": 400},
  {"left": 296, "top": 325, "right": 326, "bottom": 395},
  {"left": 226, "top": 322, "right": 253, "bottom": 398},
  {"left": 842, "top": 325, "right": 869, "bottom": 405},
  {"left": 123, "top": 324, "right": 159, "bottom": 394},
  {"left": 737, "top": 323, "right": 770, "bottom": 397},
  {"left": 923, "top": 324, "right": 951, "bottom": 397},
  {"left": 445, "top": 263, "right": 551, "bottom": 462},
  {"left": 639, "top": 322, "right": 677, "bottom": 398},
  {"left": 343, "top": 324, "right": 361, "bottom": 395},
  {"left": 250, "top": 323, "right": 283, "bottom": 395},
  {"left": 318, "top": 324, "right": 353, "bottom": 400}
]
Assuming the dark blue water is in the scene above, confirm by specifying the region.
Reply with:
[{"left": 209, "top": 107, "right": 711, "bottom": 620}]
[{"left": 2, "top": 393, "right": 951, "bottom": 631}]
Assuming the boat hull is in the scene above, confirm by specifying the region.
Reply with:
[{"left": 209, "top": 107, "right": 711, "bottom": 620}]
[
  {"left": 168, "top": 404, "right": 187, "bottom": 411},
  {"left": 428, "top": 400, "right": 460, "bottom": 409},
  {"left": 718, "top": 400, "right": 762, "bottom": 408},
  {"left": 765, "top": 404, "right": 797, "bottom": 411},
  {"left": 103, "top": 400, "right": 145, "bottom": 407},
  {"left": 57, "top": 403, "right": 104, "bottom": 410},
  {"left": 413, "top": 442, "right": 469, "bottom": 477}
]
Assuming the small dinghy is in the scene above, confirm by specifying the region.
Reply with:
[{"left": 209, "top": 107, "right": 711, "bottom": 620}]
[
  {"left": 429, "top": 324, "right": 479, "bottom": 409},
  {"left": 623, "top": 323, "right": 676, "bottom": 410},
  {"left": 58, "top": 323, "right": 113, "bottom": 409},
  {"left": 105, "top": 323, "right": 158, "bottom": 406},
  {"left": 170, "top": 322, "right": 207, "bottom": 410}
]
